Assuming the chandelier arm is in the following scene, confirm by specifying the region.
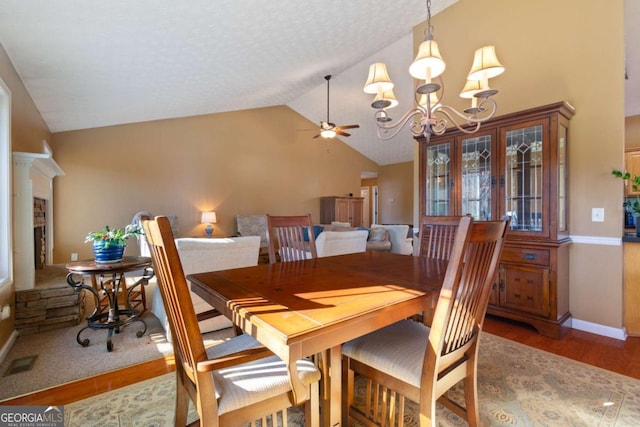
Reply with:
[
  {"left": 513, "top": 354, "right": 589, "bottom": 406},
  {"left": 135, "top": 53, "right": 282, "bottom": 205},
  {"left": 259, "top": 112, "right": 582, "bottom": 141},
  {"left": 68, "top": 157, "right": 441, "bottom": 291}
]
[
  {"left": 434, "top": 98, "right": 498, "bottom": 125},
  {"left": 374, "top": 107, "right": 427, "bottom": 140}
]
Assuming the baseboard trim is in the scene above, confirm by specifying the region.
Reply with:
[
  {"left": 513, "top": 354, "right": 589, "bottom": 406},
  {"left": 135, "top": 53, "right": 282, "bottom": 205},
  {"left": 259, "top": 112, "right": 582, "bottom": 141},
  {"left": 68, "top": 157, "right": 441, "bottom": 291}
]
[
  {"left": 572, "top": 318, "right": 627, "bottom": 340},
  {"left": 0, "top": 329, "right": 18, "bottom": 364},
  {"left": 569, "top": 235, "right": 621, "bottom": 246}
]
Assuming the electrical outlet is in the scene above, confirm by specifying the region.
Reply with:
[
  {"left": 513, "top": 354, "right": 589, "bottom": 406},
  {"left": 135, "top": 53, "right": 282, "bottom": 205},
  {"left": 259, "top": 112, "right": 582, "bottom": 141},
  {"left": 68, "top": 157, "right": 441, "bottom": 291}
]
[
  {"left": 71, "top": 252, "right": 78, "bottom": 261},
  {"left": 591, "top": 208, "right": 605, "bottom": 222}
]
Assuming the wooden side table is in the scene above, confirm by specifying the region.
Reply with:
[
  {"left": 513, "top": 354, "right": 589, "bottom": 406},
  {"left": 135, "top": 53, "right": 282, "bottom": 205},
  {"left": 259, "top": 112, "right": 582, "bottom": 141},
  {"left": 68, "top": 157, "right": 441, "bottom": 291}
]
[{"left": 66, "top": 256, "right": 154, "bottom": 351}]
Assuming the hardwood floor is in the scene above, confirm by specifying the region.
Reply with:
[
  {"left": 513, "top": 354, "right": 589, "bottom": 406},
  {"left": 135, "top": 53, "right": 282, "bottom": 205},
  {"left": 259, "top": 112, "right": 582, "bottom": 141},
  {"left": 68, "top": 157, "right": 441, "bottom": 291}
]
[{"left": 3, "top": 315, "right": 640, "bottom": 406}]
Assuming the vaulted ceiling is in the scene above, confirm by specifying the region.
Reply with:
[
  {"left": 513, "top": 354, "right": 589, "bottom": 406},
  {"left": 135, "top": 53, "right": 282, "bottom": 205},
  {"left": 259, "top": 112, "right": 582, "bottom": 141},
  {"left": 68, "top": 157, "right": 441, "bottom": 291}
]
[{"left": 0, "top": 1, "right": 636, "bottom": 166}]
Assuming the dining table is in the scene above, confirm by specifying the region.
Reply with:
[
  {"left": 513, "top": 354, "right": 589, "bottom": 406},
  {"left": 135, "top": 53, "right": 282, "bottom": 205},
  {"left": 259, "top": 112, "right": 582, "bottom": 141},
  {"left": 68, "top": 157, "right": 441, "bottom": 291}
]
[{"left": 188, "top": 250, "right": 448, "bottom": 427}]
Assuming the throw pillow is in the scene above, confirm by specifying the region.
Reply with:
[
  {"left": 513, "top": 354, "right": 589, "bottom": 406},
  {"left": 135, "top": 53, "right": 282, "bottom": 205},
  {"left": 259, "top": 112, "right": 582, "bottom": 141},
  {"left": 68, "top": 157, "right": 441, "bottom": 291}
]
[{"left": 368, "top": 228, "right": 388, "bottom": 242}]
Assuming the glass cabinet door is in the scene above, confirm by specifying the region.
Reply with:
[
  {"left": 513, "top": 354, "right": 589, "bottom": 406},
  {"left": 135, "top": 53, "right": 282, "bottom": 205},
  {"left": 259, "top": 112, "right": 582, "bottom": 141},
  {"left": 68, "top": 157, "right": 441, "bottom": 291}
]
[
  {"left": 503, "top": 123, "right": 544, "bottom": 232},
  {"left": 424, "top": 142, "right": 452, "bottom": 215},
  {"left": 461, "top": 134, "right": 494, "bottom": 220},
  {"left": 557, "top": 124, "right": 568, "bottom": 233}
]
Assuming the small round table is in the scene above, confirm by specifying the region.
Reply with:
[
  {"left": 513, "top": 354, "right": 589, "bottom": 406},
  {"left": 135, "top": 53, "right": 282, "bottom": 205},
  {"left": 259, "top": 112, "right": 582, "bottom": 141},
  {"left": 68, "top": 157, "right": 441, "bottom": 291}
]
[{"left": 66, "top": 256, "right": 154, "bottom": 352}]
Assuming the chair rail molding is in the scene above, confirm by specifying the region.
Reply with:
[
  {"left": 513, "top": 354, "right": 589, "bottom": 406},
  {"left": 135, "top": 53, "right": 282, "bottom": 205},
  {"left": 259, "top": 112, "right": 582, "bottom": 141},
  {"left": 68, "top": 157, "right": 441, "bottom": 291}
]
[{"left": 12, "top": 141, "right": 64, "bottom": 290}]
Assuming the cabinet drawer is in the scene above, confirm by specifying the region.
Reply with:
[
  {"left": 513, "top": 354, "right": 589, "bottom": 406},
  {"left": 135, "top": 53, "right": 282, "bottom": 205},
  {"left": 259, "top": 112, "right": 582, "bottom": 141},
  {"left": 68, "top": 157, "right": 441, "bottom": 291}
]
[{"left": 501, "top": 247, "right": 550, "bottom": 266}]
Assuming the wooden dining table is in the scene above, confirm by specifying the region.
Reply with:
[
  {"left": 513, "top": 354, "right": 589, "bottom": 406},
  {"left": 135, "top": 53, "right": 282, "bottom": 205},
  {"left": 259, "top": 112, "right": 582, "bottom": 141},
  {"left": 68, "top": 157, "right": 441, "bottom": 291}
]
[{"left": 188, "top": 251, "right": 448, "bottom": 427}]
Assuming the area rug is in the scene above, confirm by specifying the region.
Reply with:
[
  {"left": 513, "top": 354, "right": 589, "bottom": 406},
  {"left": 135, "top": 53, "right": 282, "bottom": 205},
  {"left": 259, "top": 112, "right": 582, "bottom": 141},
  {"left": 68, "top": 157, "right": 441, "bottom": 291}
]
[
  {"left": 63, "top": 333, "right": 640, "bottom": 426},
  {"left": 0, "top": 313, "right": 235, "bottom": 400}
]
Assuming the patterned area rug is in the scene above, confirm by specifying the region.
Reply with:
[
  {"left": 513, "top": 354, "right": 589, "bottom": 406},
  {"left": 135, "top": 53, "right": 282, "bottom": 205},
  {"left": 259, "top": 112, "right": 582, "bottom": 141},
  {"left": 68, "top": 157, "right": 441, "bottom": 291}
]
[{"left": 63, "top": 333, "right": 640, "bottom": 426}]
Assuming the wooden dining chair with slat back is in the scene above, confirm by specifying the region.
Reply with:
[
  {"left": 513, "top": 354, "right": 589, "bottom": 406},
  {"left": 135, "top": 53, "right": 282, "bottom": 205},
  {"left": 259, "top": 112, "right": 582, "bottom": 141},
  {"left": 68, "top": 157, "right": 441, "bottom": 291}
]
[
  {"left": 142, "top": 216, "right": 321, "bottom": 427},
  {"left": 416, "top": 215, "right": 468, "bottom": 259},
  {"left": 414, "top": 215, "right": 467, "bottom": 324},
  {"left": 266, "top": 214, "right": 318, "bottom": 264},
  {"left": 342, "top": 217, "right": 509, "bottom": 427}
]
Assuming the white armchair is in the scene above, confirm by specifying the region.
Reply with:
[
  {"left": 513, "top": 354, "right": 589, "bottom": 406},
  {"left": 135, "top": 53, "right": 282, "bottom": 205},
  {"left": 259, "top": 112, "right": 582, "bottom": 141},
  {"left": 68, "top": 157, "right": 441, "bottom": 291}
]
[
  {"left": 315, "top": 230, "right": 369, "bottom": 257},
  {"left": 371, "top": 224, "right": 413, "bottom": 255},
  {"left": 150, "top": 236, "right": 261, "bottom": 336}
]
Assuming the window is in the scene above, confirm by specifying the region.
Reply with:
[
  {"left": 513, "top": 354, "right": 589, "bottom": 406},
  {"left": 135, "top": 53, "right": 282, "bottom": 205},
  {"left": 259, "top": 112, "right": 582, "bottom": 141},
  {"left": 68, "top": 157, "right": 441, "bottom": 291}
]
[{"left": 0, "top": 78, "right": 11, "bottom": 287}]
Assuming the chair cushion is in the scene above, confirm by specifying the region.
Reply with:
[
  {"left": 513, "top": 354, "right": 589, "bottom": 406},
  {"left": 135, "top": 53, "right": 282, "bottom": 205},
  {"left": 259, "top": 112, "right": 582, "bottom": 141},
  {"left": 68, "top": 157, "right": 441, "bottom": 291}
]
[
  {"left": 206, "top": 333, "right": 321, "bottom": 415},
  {"left": 342, "top": 319, "right": 428, "bottom": 388}
]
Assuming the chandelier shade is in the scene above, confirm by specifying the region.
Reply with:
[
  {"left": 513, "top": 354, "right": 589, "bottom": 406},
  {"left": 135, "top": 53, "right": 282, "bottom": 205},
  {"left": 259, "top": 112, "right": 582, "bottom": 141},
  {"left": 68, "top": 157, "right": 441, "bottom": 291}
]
[
  {"left": 372, "top": 89, "right": 399, "bottom": 109},
  {"left": 409, "top": 39, "right": 446, "bottom": 81},
  {"left": 467, "top": 46, "right": 505, "bottom": 81},
  {"left": 364, "top": 62, "right": 394, "bottom": 94}
]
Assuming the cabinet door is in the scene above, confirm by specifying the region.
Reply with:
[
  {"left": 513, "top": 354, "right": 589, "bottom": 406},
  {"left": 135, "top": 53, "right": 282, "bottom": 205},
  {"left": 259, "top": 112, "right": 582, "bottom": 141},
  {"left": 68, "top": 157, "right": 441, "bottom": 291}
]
[
  {"left": 422, "top": 141, "right": 454, "bottom": 215},
  {"left": 500, "top": 119, "right": 549, "bottom": 238},
  {"left": 626, "top": 151, "right": 640, "bottom": 196},
  {"left": 349, "top": 199, "right": 364, "bottom": 227},
  {"left": 460, "top": 131, "right": 497, "bottom": 220},
  {"left": 335, "top": 198, "right": 350, "bottom": 223},
  {"left": 499, "top": 264, "right": 550, "bottom": 317}
]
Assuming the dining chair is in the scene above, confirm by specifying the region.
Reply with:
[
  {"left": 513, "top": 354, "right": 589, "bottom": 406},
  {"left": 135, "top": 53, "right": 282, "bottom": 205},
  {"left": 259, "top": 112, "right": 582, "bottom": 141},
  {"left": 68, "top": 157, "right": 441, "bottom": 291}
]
[
  {"left": 413, "top": 215, "right": 467, "bottom": 324},
  {"left": 341, "top": 217, "right": 508, "bottom": 427},
  {"left": 142, "top": 216, "right": 321, "bottom": 427},
  {"left": 416, "top": 215, "right": 468, "bottom": 259},
  {"left": 266, "top": 214, "right": 318, "bottom": 263}
]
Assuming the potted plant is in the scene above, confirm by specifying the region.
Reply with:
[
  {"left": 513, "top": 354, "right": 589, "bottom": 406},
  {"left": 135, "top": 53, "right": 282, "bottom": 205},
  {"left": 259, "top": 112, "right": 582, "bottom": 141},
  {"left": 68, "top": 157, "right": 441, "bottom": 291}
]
[
  {"left": 85, "top": 224, "right": 142, "bottom": 263},
  {"left": 612, "top": 170, "right": 640, "bottom": 234}
]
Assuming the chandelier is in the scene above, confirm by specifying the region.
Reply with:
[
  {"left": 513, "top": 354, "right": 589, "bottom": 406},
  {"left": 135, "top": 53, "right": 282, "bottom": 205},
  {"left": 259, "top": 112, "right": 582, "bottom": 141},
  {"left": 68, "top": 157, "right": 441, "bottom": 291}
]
[{"left": 364, "top": 0, "right": 505, "bottom": 141}]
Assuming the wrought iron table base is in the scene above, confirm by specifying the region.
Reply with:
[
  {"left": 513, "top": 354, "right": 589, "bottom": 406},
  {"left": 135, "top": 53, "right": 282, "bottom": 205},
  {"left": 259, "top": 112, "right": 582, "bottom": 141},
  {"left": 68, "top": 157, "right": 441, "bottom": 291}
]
[{"left": 67, "top": 267, "right": 153, "bottom": 352}]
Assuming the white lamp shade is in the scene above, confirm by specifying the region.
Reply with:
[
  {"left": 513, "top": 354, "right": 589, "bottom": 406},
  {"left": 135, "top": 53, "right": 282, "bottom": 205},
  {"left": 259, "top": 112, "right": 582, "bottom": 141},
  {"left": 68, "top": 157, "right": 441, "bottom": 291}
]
[
  {"left": 364, "top": 62, "right": 394, "bottom": 94},
  {"left": 373, "top": 89, "right": 399, "bottom": 109},
  {"left": 467, "top": 46, "right": 505, "bottom": 81},
  {"left": 459, "top": 79, "right": 484, "bottom": 98},
  {"left": 201, "top": 211, "right": 217, "bottom": 224},
  {"left": 418, "top": 92, "right": 439, "bottom": 107},
  {"left": 409, "top": 39, "right": 446, "bottom": 81}
]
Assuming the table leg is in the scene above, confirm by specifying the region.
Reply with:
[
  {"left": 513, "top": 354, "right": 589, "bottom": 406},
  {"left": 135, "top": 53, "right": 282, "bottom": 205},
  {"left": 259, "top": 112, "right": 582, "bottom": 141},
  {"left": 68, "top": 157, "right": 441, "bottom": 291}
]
[{"left": 328, "top": 345, "right": 342, "bottom": 427}]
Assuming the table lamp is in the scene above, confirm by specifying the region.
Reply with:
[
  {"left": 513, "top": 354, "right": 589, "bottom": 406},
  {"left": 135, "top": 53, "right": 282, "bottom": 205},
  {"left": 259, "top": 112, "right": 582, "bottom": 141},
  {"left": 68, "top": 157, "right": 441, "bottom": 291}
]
[{"left": 201, "top": 211, "right": 217, "bottom": 238}]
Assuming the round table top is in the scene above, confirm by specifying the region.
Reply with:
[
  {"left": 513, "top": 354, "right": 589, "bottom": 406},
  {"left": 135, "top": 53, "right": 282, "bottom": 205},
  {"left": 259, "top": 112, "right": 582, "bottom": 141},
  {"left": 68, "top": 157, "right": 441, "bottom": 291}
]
[{"left": 65, "top": 256, "right": 152, "bottom": 274}]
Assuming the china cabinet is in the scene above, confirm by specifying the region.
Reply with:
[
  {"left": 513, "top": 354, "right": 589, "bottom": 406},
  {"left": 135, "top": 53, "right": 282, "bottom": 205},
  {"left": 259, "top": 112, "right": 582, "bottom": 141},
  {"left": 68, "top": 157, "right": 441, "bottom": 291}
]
[
  {"left": 320, "top": 196, "right": 364, "bottom": 227},
  {"left": 418, "top": 102, "right": 575, "bottom": 338}
]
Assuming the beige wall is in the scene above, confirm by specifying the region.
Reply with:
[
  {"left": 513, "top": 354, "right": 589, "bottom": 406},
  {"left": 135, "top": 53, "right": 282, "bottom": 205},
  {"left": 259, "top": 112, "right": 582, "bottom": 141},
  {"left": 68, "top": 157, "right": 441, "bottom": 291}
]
[
  {"left": 0, "top": 42, "right": 52, "bottom": 346},
  {"left": 50, "top": 106, "right": 381, "bottom": 262},
  {"left": 420, "top": 0, "right": 625, "bottom": 328},
  {"left": 627, "top": 115, "right": 640, "bottom": 149},
  {"left": 378, "top": 161, "right": 414, "bottom": 225}
]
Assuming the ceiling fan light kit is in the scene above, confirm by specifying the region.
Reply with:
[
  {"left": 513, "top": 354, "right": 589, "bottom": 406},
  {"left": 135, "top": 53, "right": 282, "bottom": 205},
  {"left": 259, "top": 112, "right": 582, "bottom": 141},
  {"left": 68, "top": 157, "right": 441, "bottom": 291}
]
[
  {"left": 364, "top": 0, "right": 505, "bottom": 141},
  {"left": 312, "top": 74, "right": 359, "bottom": 139}
]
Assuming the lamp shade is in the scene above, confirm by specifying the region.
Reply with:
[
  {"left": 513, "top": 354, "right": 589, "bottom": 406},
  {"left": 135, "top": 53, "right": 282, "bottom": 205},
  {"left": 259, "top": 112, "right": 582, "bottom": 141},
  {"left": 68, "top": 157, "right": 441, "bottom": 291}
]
[
  {"left": 364, "top": 62, "right": 394, "bottom": 94},
  {"left": 418, "top": 92, "right": 439, "bottom": 107},
  {"left": 459, "top": 79, "right": 484, "bottom": 98},
  {"left": 467, "top": 46, "right": 505, "bottom": 81},
  {"left": 372, "top": 89, "right": 399, "bottom": 109},
  {"left": 409, "top": 39, "right": 446, "bottom": 81},
  {"left": 201, "top": 211, "right": 217, "bottom": 224}
]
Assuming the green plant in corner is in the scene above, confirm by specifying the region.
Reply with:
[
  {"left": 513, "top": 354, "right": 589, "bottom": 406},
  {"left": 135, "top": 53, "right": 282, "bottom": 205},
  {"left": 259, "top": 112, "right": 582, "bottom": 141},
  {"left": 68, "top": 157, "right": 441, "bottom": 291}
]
[
  {"left": 612, "top": 169, "right": 640, "bottom": 214},
  {"left": 85, "top": 224, "right": 142, "bottom": 250}
]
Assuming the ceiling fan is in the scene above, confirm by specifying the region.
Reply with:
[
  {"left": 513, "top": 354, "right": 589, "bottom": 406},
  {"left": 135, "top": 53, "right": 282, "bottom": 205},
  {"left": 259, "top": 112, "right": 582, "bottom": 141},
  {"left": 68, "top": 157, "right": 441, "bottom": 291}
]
[{"left": 310, "top": 74, "right": 359, "bottom": 139}]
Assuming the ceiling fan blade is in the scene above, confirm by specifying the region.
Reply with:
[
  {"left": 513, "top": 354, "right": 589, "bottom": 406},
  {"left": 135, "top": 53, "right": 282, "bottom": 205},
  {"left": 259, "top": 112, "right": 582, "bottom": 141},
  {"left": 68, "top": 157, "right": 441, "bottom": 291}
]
[
  {"left": 336, "top": 124, "right": 360, "bottom": 130},
  {"left": 336, "top": 130, "right": 351, "bottom": 137}
]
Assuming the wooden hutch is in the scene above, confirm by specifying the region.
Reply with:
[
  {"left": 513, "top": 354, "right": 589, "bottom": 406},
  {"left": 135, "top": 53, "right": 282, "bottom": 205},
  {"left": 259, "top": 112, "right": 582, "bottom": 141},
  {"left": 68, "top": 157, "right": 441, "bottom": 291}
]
[{"left": 418, "top": 102, "right": 575, "bottom": 338}]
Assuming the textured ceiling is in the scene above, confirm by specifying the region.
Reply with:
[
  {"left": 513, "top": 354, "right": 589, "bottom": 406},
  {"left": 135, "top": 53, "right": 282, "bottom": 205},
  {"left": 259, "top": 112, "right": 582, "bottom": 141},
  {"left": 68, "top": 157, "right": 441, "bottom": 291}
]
[{"left": 0, "top": 0, "right": 636, "bottom": 167}]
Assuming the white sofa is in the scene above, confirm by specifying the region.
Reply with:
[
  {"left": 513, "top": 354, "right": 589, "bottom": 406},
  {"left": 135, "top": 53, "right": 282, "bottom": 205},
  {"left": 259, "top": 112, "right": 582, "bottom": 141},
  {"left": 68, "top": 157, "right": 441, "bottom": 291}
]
[
  {"left": 315, "top": 230, "right": 368, "bottom": 257},
  {"left": 150, "top": 236, "right": 261, "bottom": 336},
  {"left": 371, "top": 224, "right": 413, "bottom": 255}
]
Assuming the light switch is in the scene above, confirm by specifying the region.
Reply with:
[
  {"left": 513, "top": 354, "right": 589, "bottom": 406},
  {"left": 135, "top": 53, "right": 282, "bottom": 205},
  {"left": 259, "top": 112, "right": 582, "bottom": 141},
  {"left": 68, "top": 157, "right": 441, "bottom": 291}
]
[{"left": 591, "top": 208, "right": 605, "bottom": 222}]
